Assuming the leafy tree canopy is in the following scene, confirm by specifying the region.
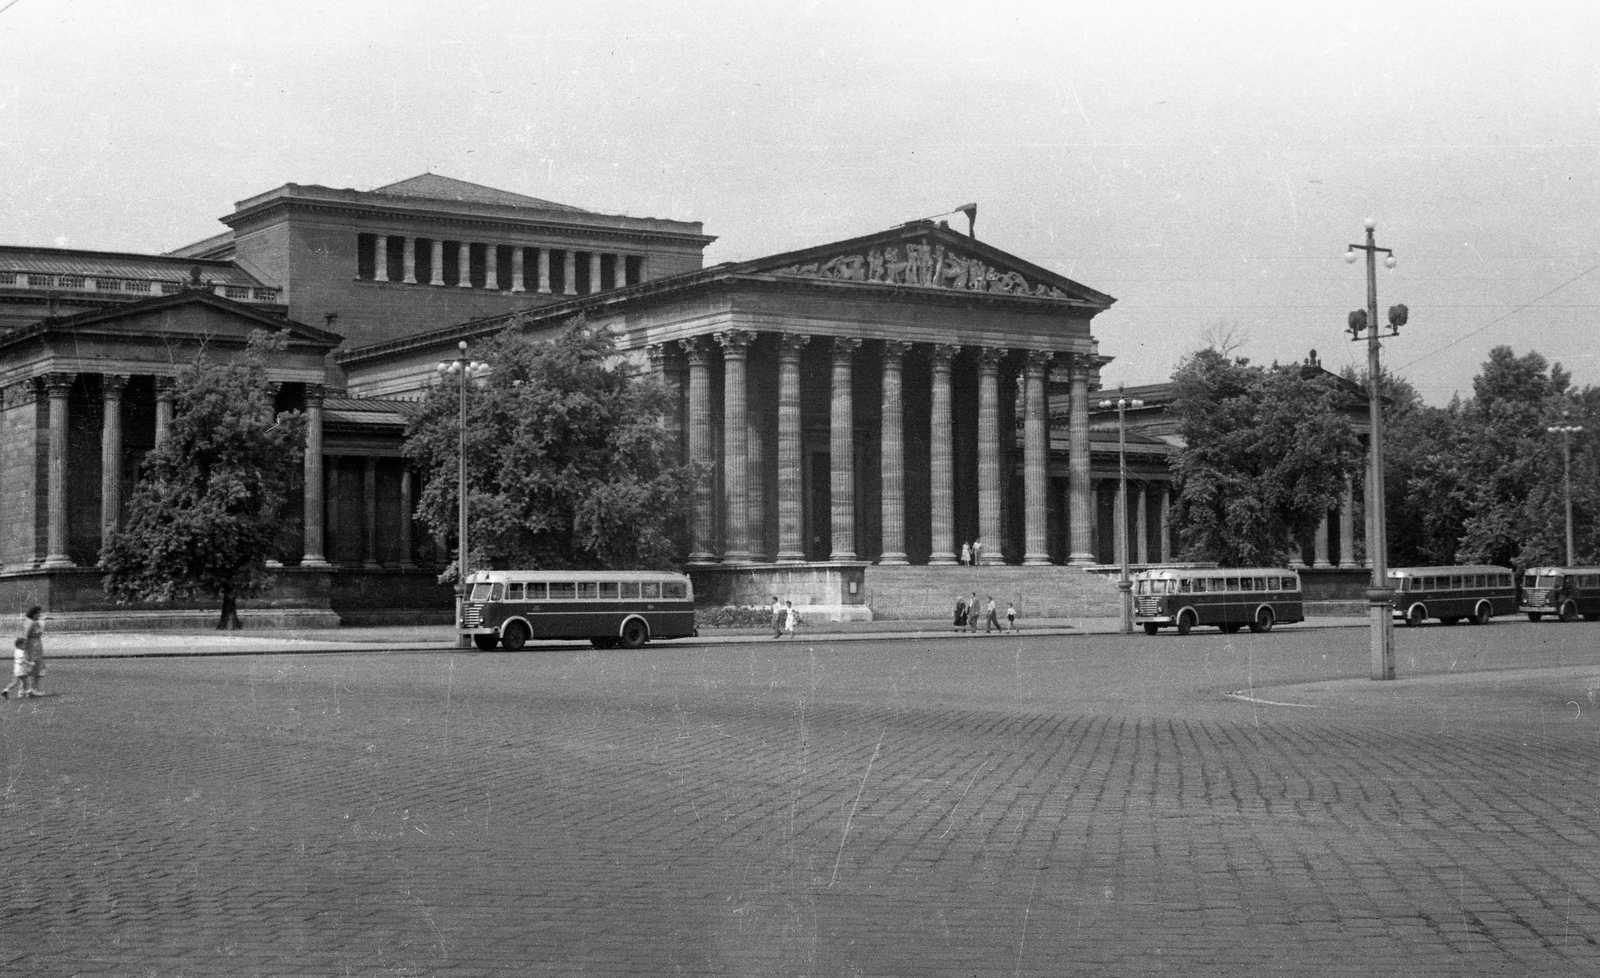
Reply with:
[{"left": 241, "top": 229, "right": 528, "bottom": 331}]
[
  {"left": 405, "top": 322, "right": 694, "bottom": 580},
  {"left": 1169, "top": 348, "right": 1363, "bottom": 565},
  {"left": 102, "top": 331, "right": 307, "bottom": 629}
]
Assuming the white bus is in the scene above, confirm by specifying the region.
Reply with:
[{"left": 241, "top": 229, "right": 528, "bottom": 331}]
[{"left": 459, "top": 570, "right": 697, "bottom": 651}]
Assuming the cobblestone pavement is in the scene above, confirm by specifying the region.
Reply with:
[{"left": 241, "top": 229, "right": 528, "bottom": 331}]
[{"left": 3, "top": 622, "right": 1599, "bottom": 976}]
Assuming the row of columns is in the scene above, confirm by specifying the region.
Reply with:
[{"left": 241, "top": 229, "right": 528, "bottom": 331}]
[
  {"left": 27, "top": 375, "right": 407, "bottom": 573},
  {"left": 366, "top": 235, "right": 644, "bottom": 295},
  {"left": 1294, "top": 477, "right": 1361, "bottom": 568},
  {"left": 661, "top": 333, "right": 1101, "bottom": 567}
]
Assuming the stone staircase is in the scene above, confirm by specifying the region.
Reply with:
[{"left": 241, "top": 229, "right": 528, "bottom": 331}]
[{"left": 862, "top": 565, "right": 1125, "bottom": 621}]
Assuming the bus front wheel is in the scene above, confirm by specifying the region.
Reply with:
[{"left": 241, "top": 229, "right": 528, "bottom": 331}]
[
  {"left": 501, "top": 621, "right": 530, "bottom": 651},
  {"left": 1527, "top": 612, "right": 1543, "bottom": 622},
  {"left": 620, "top": 619, "right": 649, "bottom": 649},
  {"left": 1405, "top": 607, "right": 1426, "bottom": 628},
  {"left": 1143, "top": 623, "right": 1160, "bottom": 636},
  {"left": 1250, "top": 607, "right": 1274, "bottom": 633},
  {"left": 472, "top": 634, "right": 499, "bottom": 651},
  {"left": 1176, "top": 610, "right": 1196, "bottom": 636},
  {"left": 1559, "top": 601, "right": 1577, "bottom": 623}
]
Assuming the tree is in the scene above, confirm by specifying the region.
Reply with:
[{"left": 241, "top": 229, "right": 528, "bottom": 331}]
[
  {"left": 404, "top": 322, "right": 694, "bottom": 578},
  {"left": 1169, "top": 348, "right": 1363, "bottom": 565},
  {"left": 102, "top": 331, "right": 307, "bottom": 629}
]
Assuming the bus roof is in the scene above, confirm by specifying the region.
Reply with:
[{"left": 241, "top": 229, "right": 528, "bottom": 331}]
[
  {"left": 1133, "top": 567, "right": 1299, "bottom": 579},
  {"left": 466, "top": 569, "right": 691, "bottom": 583},
  {"left": 1522, "top": 567, "right": 1599, "bottom": 576},
  {"left": 1385, "top": 565, "right": 1509, "bottom": 577}
]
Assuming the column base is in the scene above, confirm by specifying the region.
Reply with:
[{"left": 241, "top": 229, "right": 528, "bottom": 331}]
[
  {"left": 928, "top": 552, "right": 958, "bottom": 566},
  {"left": 877, "top": 553, "right": 909, "bottom": 566},
  {"left": 775, "top": 552, "right": 806, "bottom": 564},
  {"left": 829, "top": 551, "right": 858, "bottom": 562},
  {"left": 301, "top": 555, "right": 331, "bottom": 569},
  {"left": 1339, "top": 560, "right": 1359, "bottom": 569},
  {"left": 41, "top": 555, "right": 75, "bottom": 569},
  {"left": 1313, "top": 560, "right": 1333, "bottom": 569},
  {"left": 722, "top": 553, "right": 754, "bottom": 565},
  {"left": 1068, "top": 552, "right": 1096, "bottom": 567},
  {"left": 1022, "top": 553, "right": 1052, "bottom": 566},
  {"left": 687, "top": 554, "right": 718, "bottom": 566}
]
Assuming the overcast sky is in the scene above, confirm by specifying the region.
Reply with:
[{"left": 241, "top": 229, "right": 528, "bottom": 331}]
[{"left": 3, "top": 0, "right": 1596, "bottom": 403}]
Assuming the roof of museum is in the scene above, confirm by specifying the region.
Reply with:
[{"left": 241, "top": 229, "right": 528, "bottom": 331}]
[
  {"left": 369, "top": 174, "right": 589, "bottom": 213},
  {"left": 0, "top": 245, "right": 265, "bottom": 286}
]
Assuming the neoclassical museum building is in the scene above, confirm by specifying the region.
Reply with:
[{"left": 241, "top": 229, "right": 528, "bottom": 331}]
[{"left": 0, "top": 174, "right": 1192, "bottom": 626}]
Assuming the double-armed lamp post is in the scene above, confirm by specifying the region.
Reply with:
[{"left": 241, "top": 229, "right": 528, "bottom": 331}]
[
  {"left": 1099, "top": 383, "right": 1145, "bottom": 635},
  {"left": 437, "top": 340, "right": 491, "bottom": 648},
  {"left": 1547, "top": 412, "right": 1584, "bottom": 566},
  {"left": 1345, "top": 220, "right": 1406, "bottom": 681}
]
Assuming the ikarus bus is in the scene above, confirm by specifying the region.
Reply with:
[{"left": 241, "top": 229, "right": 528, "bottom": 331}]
[
  {"left": 1519, "top": 567, "right": 1600, "bottom": 622},
  {"left": 459, "top": 570, "right": 697, "bottom": 651},
  {"left": 1133, "top": 567, "right": 1304, "bottom": 635}
]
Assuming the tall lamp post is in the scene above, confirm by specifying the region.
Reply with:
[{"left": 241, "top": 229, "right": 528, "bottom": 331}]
[
  {"left": 437, "top": 340, "right": 491, "bottom": 649},
  {"left": 1547, "top": 412, "right": 1584, "bottom": 566},
  {"left": 1099, "top": 383, "right": 1145, "bottom": 634},
  {"left": 1345, "top": 219, "right": 1405, "bottom": 680}
]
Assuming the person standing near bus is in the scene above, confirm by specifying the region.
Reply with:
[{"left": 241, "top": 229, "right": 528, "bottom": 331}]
[{"left": 770, "top": 595, "right": 785, "bottom": 639}]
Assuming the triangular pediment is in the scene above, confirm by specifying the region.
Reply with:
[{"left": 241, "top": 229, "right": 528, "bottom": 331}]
[
  {"left": 746, "top": 223, "right": 1114, "bottom": 308},
  {"left": 3, "top": 289, "right": 342, "bottom": 353}
]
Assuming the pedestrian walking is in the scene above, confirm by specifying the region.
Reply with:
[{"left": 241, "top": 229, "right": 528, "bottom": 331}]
[
  {"left": 985, "top": 595, "right": 1001, "bottom": 633},
  {"left": 1006, "top": 601, "right": 1017, "bottom": 632},
  {"left": 968, "top": 593, "right": 980, "bottom": 632},
  {"left": 1, "top": 637, "right": 31, "bottom": 700},
  {"left": 959, "top": 542, "right": 970, "bottom": 566},
  {"left": 19, "top": 605, "right": 43, "bottom": 696},
  {"left": 770, "top": 595, "right": 785, "bottom": 638},
  {"left": 783, "top": 601, "right": 798, "bottom": 638},
  {"left": 953, "top": 594, "right": 968, "bottom": 631}
]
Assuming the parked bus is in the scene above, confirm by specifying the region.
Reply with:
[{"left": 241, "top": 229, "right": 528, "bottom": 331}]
[
  {"left": 1519, "top": 567, "right": 1600, "bottom": 622},
  {"left": 1386, "top": 565, "right": 1516, "bottom": 626},
  {"left": 459, "top": 570, "right": 697, "bottom": 651},
  {"left": 1133, "top": 568, "right": 1304, "bottom": 635}
]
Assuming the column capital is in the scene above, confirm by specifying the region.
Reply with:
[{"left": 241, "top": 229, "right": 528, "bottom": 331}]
[
  {"left": 977, "top": 346, "right": 1006, "bottom": 371},
  {"left": 155, "top": 376, "right": 176, "bottom": 397},
  {"left": 831, "top": 336, "right": 862, "bottom": 363},
  {"left": 101, "top": 373, "right": 130, "bottom": 398},
  {"left": 714, "top": 329, "right": 756, "bottom": 356},
  {"left": 304, "top": 383, "right": 327, "bottom": 408},
  {"left": 645, "top": 343, "right": 672, "bottom": 371},
  {"left": 43, "top": 372, "right": 75, "bottom": 397},
  {"left": 931, "top": 343, "right": 960, "bottom": 367},
  {"left": 1024, "top": 349, "right": 1055, "bottom": 375},
  {"left": 679, "top": 336, "right": 713, "bottom": 367},
  {"left": 777, "top": 333, "right": 810, "bottom": 359},
  {"left": 882, "top": 340, "right": 912, "bottom": 362}
]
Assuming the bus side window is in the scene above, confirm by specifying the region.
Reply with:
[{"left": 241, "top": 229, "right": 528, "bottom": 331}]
[
  {"left": 1225, "top": 577, "right": 1239, "bottom": 592},
  {"left": 1474, "top": 574, "right": 1486, "bottom": 588},
  {"left": 663, "top": 582, "right": 687, "bottom": 599},
  {"left": 1179, "top": 579, "right": 1192, "bottom": 593},
  {"left": 599, "top": 582, "right": 620, "bottom": 600},
  {"left": 1450, "top": 576, "right": 1462, "bottom": 589},
  {"left": 577, "top": 582, "right": 598, "bottom": 600},
  {"left": 506, "top": 583, "right": 524, "bottom": 601},
  {"left": 525, "top": 583, "right": 547, "bottom": 601},
  {"left": 619, "top": 582, "right": 640, "bottom": 599},
  {"left": 489, "top": 583, "right": 504, "bottom": 601},
  {"left": 549, "top": 582, "right": 575, "bottom": 600},
  {"left": 1240, "top": 577, "right": 1255, "bottom": 592},
  {"left": 642, "top": 582, "right": 661, "bottom": 599}
]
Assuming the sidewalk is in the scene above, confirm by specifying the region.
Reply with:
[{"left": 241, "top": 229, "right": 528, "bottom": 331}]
[{"left": 44, "top": 615, "right": 1372, "bottom": 658}]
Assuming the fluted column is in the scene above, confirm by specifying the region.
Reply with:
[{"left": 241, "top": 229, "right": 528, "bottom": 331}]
[
  {"left": 878, "top": 341, "right": 911, "bottom": 565},
  {"left": 684, "top": 339, "right": 716, "bottom": 563},
  {"left": 374, "top": 237, "right": 390, "bottom": 282},
  {"left": 717, "top": 330, "right": 754, "bottom": 564},
  {"left": 155, "top": 377, "right": 174, "bottom": 446},
  {"left": 1136, "top": 484, "right": 1149, "bottom": 565},
  {"left": 976, "top": 347, "right": 1004, "bottom": 565},
  {"left": 430, "top": 240, "right": 446, "bottom": 286},
  {"left": 928, "top": 344, "right": 958, "bottom": 565},
  {"left": 589, "top": 252, "right": 602, "bottom": 294},
  {"left": 301, "top": 385, "right": 330, "bottom": 567},
  {"left": 775, "top": 334, "right": 809, "bottom": 563},
  {"left": 1067, "top": 355, "right": 1095, "bottom": 565},
  {"left": 829, "top": 337, "right": 861, "bottom": 562},
  {"left": 747, "top": 405, "right": 768, "bottom": 562},
  {"left": 43, "top": 373, "right": 74, "bottom": 568},
  {"left": 1339, "top": 476, "right": 1357, "bottom": 568},
  {"left": 510, "top": 246, "right": 525, "bottom": 292},
  {"left": 537, "top": 249, "right": 551, "bottom": 293},
  {"left": 485, "top": 245, "right": 500, "bottom": 291},
  {"left": 402, "top": 237, "right": 417, "bottom": 284},
  {"left": 100, "top": 374, "right": 128, "bottom": 553},
  {"left": 1314, "top": 510, "right": 1332, "bottom": 568},
  {"left": 1022, "top": 351, "right": 1052, "bottom": 565},
  {"left": 399, "top": 465, "right": 416, "bottom": 568},
  {"left": 1159, "top": 487, "right": 1173, "bottom": 562},
  {"left": 456, "top": 242, "right": 471, "bottom": 288}
]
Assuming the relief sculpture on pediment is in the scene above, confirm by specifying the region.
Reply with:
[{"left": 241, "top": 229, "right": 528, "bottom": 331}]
[{"left": 775, "top": 242, "right": 1071, "bottom": 299}]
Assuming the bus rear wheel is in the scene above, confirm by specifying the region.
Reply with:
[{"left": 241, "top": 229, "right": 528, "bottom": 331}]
[
  {"left": 1559, "top": 601, "right": 1577, "bottom": 623},
  {"left": 472, "top": 634, "right": 499, "bottom": 651},
  {"left": 1176, "top": 610, "right": 1196, "bottom": 636},
  {"left": 620, "top": 619, "right": 649, "bottom": 649},
  {"left": 501, "top": 621, "right": 530, "bottom": 651},
  {"left": 1405, "top": 607, "right": 1426, "bottom": 628},
  {"left": 1470, "top": 602, "right": 1492, "bottom": 626},
  {"left": 1250, "top": 607, "right": 1274, "bottom": 633}
]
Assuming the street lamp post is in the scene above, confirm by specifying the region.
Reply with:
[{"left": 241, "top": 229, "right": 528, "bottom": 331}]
[
  {"left": 437, "top": 340, "right": 491, "bottom": 649},
  {"left": 1100, "top": 384, "right": 1145, "bottom": 634},
  {"left": 1345, "top": 220, "right": 1405, "bottom": 680},
  {"left": 1547, "top": 413, "right": 1584, "bottom": 566}
]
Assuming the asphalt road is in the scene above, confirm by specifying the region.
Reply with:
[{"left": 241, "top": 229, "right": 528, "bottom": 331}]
[{"left": 3, "top": 621, "right": 1599, "bottom": 976}]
